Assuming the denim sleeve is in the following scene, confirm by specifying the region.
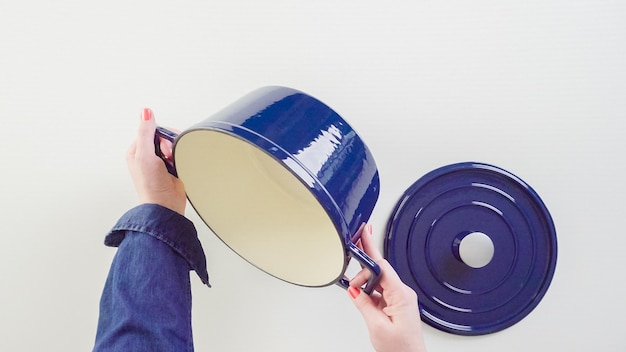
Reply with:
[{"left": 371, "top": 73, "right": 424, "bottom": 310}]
[{"left": 93, "top": 204, "right": 210, "bottom": 352}]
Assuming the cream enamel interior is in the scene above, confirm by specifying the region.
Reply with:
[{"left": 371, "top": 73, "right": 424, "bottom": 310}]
[{"left": 174, "top": 129, "right": 346, "bottom": 286}]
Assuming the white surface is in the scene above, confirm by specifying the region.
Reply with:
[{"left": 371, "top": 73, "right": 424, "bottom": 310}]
[{"left": 1, "top": 1, "right": 624, "bottom": 351}]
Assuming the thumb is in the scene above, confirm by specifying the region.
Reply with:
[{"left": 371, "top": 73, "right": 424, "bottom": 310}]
[
  {"left": 136, "top": 107, "right": 157, "bottom": 157},
  {"left": 348, "top": 286, "right": 388, "bottom": 326}
]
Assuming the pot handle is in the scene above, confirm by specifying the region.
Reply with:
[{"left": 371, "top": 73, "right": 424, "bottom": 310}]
[
  {"left": 337, "top": 243, "right": 381, "bottom": 295},
  {"left": 154, "top": 126, "right": 179, "bottom": 177}
]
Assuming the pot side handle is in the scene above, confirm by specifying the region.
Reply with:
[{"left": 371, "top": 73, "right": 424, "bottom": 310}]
[
  {"left": 337, "top": 243, "right": 382, "bottom": 295},
  {"left": 154, "top": 126, "right": 179, "bottom": 177}
]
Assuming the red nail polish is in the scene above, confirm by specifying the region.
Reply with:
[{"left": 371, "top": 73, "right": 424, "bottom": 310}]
[
  {"left": 348, "top": 286, "right": 360, "bottom": 299},
  {"left": 142, "top": 108, "right": 153, "bottom": 121}
]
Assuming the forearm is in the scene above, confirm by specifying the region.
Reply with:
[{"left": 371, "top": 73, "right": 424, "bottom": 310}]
[
  {"left": 93, "top": 204, "right": 209, "bottom": 352},
  {"left": 94, "top": 232, "right": 194, "bottom": 351}
]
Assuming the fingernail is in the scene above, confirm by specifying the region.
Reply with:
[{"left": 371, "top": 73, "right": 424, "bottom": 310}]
[
  {"left": 141, "top": 108, "right": 153, "bottom": 121},
  {"left": 348, "top": 286, "right": 360, "bottom": 299},
  {"left": 367, "top": 224, "right": 373, "bottom": 235}
]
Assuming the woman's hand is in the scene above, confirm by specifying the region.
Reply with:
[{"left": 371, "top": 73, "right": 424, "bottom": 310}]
[
  {"left": 126, "top": 108, "right": 186, "bottom": 215},
  {"left": 348, "top": 224, "right": 427, "bottom": 352}
]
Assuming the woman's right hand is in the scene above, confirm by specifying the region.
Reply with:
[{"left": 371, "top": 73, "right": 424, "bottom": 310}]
[{"left": 348, "top": 224, "right": 427, "bottom": 352}]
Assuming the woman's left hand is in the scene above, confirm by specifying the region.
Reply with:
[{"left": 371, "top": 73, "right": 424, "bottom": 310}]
[{"left": 126, "top": 108, "right": 186, "bottom": 215}]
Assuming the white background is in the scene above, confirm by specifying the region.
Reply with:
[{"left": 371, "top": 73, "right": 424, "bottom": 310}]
[{"left": 1, "top": 1, "right": 624, "bottom": 351}]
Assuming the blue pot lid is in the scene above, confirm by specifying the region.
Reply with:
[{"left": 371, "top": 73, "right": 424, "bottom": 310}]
[{"left": 385, "top": 162, "right": 557, "bottom": 335}]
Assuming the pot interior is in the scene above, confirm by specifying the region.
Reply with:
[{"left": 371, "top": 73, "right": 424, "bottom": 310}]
[{"left": 174, "top": 129, "right": 346, "bottom": 286}]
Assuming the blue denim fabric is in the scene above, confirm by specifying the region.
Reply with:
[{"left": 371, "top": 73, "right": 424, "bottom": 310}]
[{"left": 93, "top": 204, "right": 209, "bottom": 352}]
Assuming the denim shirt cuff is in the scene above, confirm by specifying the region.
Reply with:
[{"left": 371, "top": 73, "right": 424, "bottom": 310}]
[{"left": 105, "top": 204, "right": 210, "bottom": 287}]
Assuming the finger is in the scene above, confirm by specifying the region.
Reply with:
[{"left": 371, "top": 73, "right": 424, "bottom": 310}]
[
  {"left": 136, "top": 108, "right": 157, "bottom": 157},
  {"left": 159, "top": 137, "right": 174, "bottom": 160},
  {"left": 156, "top": 125, "right": 181, "bottom": 160},
  {"left": 351, "top": 257, "right": 406, "bottom": 295},
  {"left": 349, "top": 262, "right": 386, "bottom": 295},
  {"left": 348, "top": 285, "right": 389, "bottom": 327},
  {"left": 360, "top": 223, "right": 384, "bottom": 262},
  {"left": 350, "top": 265, "right": 375, "bottom": 289},
  {"left": 355, "top": 222, "right": 366, "bottom": 239},
  {"left": 350, "top": 225, "right": 384, "bottom": 290}
]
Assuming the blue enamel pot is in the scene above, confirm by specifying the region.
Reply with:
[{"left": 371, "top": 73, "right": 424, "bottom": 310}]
[{"left": 156, "top": 86, "right": 381, "bottom": 293}]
